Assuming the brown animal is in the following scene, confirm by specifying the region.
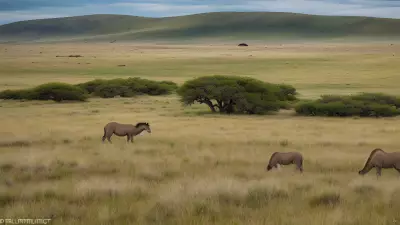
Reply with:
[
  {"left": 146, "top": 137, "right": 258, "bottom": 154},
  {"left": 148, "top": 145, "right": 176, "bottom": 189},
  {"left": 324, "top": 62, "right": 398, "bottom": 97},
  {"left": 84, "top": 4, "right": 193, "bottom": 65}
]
[
  {"left": 102, "top": 122, "right": 151, "bottom": 143},
  {"left": 266, "top": 152, "right": 303, "bottom": 172},
  {"left": 358, "top": 148, "right": 400, "bottom": 177}
]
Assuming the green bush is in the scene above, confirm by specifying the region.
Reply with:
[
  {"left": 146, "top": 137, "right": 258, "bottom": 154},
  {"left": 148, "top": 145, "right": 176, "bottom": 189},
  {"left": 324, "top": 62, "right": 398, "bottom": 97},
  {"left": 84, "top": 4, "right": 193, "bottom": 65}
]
[
  {"left": 31, "top": 82, "right": 88, "bottom": 102},
  {"left": 93, "top": 83, "right": 134, "bottom": 98},
  {"left": 77, "top": 77, "right": 178, "bottom": 98},
  {"left": 351, "top": 92, "right": 400, "bottom": 108},
  {"left": 0, "top": 89, "right": 34, "bottom": 100},
  {"left": 75, "top": 79, "right": 106, "bottom": 94},
  {"left": 295, "top": 93, "right": 400, "bottom": 117},
  {"left": 0, "top": 83, "right": 88, "bottom": 102},
  {"left": 176, "top": 75, "right": 297, "bottom": 115}
]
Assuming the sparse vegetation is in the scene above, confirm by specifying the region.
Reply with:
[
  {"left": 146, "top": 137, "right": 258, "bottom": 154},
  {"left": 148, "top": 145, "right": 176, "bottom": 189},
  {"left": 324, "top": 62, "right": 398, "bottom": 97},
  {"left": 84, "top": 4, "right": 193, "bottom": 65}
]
[
  {"left": 295, "top": 93, "right": 400, "bottom": 117},
  {"left": 1, "top": 42, "right": 400, "bottom": 225},
  {"left": 309, "top": 192, "right": 341, "bottom": 207}
]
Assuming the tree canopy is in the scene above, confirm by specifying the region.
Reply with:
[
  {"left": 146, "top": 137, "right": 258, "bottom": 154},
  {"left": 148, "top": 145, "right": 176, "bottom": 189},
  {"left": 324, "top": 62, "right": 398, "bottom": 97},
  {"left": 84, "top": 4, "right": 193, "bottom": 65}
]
[{"left": 177, "top": 75, "right": 297, "bottom": 114}]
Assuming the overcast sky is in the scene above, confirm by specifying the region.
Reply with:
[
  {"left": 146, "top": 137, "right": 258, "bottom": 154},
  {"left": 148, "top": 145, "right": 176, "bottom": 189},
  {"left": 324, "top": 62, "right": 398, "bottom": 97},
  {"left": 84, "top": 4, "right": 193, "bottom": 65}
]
[{"left": 0, "top": 0, "right": 400, "bottom": 24}]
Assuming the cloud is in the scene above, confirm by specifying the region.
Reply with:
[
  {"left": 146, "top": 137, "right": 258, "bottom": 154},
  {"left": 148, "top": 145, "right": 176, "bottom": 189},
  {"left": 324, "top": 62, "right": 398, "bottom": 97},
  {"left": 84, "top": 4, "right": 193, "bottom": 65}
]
[{"left": 0, "top": 0, "right": 399, "bottom": 24}]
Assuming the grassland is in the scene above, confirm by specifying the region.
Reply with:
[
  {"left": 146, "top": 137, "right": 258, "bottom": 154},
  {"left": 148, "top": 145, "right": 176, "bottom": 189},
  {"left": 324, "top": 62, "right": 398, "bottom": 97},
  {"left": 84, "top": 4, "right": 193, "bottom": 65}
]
[
  {"left": 2, "top": 12, "right": 400, "bottom": 43},
  {"left": 1, "top": 41, "right": 400, "bottom": 225}
]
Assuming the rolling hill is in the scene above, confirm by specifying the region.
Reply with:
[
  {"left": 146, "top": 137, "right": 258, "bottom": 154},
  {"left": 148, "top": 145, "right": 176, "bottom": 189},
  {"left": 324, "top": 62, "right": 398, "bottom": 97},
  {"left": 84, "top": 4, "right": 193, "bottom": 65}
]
[{"left": 1, "top": 12, "right": 400, "bottom": 43}]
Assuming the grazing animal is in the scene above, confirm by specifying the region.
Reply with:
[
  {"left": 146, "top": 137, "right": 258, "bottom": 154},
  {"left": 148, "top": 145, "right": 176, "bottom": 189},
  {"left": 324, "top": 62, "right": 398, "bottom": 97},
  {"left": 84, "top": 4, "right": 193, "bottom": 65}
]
[
  {"left": 358, "top": 148, "right": 400, "bottom": 177},
  {"left": 102, "top": 122, "right": 151, "bottom": 143},
  {"left": 266, "top": 152, "right": 303, "bottom": 172}
]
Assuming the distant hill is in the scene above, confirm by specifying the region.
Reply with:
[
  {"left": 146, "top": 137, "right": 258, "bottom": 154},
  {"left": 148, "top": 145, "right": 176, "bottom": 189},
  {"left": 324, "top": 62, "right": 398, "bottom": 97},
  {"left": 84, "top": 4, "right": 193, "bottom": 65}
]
[{"left": 1, "top": 12, "right": 400, "bottom": 42}]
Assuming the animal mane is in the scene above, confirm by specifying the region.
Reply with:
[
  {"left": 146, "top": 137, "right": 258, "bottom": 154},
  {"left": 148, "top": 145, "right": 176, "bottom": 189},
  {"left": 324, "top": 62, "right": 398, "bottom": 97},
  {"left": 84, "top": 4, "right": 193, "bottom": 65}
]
[
  {"left": 364, "top": 148, "right": 385, "bottom": 166},
  {"left": 268, "top": 152, "right": 279, "bottom": 164},
  {"left": 135, "top": 122, "right": 149, "bottom": 127}
]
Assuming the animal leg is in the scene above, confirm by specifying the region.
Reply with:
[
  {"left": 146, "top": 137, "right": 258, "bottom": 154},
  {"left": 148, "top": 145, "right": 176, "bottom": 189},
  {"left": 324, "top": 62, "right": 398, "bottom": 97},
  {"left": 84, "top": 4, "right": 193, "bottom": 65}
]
[
  {"left": 102, "top": 128, "right": 106, "bottom": 143},
  {"left": 394, "top": 164, "right": 400, "bottom": 175},
  {"left": 130, "top": 136, "right": 134, "bottom": 143},
  {"left": 107, "top": 136, "right": 112, "bottom": 143},
  {"left": 276, "top": 164, "right": 281, "bottom": 171},
  {"left": 296, "top": 160, "right": 303, "bottom": 173},
  {"left": 376, "top": 167, "right": 382, "bottom": 178},
  {"left": 126, "top": 135, "right": 130, "bottom": 142}
]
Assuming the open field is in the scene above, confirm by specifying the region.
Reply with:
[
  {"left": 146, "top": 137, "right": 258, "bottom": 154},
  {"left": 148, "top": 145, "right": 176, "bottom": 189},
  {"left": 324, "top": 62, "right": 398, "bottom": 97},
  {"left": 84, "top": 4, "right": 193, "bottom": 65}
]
[{"left": 1, "top": 42, "right": 400, "bottom": 225}]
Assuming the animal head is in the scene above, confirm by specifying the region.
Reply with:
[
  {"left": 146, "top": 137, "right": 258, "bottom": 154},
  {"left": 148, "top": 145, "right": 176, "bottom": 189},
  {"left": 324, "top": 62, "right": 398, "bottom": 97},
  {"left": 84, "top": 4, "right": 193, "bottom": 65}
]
[
  {"left": 266, "top": 165, "right": 272, "bottom": 171},
  {"left": 358, "top": 170, "right": 366, "bottom": 176},
  {"left": 136, "top": 122, "right": 151, "bottom": 133}
]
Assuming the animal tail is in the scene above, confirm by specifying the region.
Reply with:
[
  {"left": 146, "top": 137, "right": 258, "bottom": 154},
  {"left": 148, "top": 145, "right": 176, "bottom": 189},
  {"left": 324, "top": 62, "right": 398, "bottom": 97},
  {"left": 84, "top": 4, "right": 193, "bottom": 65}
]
[{"left": 361, "top": 148, "right": 384, "bottom": 170}]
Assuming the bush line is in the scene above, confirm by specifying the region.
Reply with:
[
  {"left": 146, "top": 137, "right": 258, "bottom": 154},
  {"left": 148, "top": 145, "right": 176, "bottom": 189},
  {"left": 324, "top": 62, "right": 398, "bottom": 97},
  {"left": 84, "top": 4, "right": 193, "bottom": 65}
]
[
  {"left": 0, "top": 77, "right": 178, "bottom": 102},
  {"left": 295, "top": 93, "right": 400, "bottom": 117},
  {"left": 1, "top": 75, "right": 399, "bottom": 118}
]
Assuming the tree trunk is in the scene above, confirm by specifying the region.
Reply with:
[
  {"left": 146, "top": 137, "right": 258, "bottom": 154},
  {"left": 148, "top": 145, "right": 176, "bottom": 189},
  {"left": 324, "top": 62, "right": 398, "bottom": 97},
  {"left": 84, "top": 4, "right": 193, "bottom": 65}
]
[
  {"left": 225, "top": 100, "right": 235, "bottom": 114},
  {"left": 203, "top": 99, "right": 216, "bottom": 112}
]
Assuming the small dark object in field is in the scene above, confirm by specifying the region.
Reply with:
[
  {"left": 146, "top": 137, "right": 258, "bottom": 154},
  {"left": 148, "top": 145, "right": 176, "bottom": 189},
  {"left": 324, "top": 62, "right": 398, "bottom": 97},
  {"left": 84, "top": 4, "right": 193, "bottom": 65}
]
[
  {"left": 358, "top": 148, "right": 400, "bottom": 178},
  {"left": 110, "top": 40, "right": 116, "bottom": 43},
  {"left": 238, "top": 43, "right": 248, "bottom": 47},
  {"left": 118, "top": 65, "right": 126, "bottom": 67},
  {"left": 266, "top": 152, "right": 303, "bottom": 173},
  {"left": 102, "top": 122, "right": 151, "bottom": 143}
]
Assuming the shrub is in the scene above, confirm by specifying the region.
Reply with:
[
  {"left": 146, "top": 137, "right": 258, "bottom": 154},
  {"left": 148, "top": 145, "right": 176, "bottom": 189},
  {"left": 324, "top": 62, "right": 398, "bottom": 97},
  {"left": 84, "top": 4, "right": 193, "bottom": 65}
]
[
  {"left": 351, "top": 92, "right": 400, "bottom": 108},
  {"left": 93, "top": 83, "right": 134, "bottom": 98},
  {"left": 77, "top": 77, "right": 178, "bottom": 98},
  {"left": 176, "top": 75, "right": 297, "bottom": 115},
  {"left": 295, "top": 93, "right": 400, "bottom": 117},
  {"left": 0, "top": 89, "right": 34, "bottom": 100},
  {"left": 75, "top": 79, "right": 106, "bottom": 94},
  {"left": 31, "top": 82, "right": 88, "bottom": 102},
  {"left": 0, "top": 83, "right": 88, "bottom": 102}
]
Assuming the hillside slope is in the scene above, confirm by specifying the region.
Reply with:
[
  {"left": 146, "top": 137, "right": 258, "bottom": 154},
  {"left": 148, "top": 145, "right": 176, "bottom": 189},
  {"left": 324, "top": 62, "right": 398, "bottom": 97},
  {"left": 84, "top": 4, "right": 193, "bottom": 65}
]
[{"left": 1, "top": 12, "right": 400, "bottom": 42}]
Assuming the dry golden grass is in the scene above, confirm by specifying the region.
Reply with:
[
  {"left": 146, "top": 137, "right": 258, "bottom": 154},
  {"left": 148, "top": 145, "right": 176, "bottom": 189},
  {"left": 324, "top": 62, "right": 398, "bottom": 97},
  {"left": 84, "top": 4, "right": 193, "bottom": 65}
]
[{"left": 1, "top": 42, "right": 400, "bottom": 225}]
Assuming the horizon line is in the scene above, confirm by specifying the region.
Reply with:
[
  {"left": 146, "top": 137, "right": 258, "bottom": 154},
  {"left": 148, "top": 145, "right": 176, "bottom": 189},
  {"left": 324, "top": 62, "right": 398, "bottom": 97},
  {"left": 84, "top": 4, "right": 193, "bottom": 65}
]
[{"left": 2, "top": 10, "right": 399, "bottom": 26}]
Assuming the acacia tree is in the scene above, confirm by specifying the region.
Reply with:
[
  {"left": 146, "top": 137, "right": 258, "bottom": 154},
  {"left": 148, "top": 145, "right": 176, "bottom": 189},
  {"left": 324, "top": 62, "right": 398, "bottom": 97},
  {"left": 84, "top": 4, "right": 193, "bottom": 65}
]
[{"left": 177, "top": 75, "right": 297, "bottom": 115}]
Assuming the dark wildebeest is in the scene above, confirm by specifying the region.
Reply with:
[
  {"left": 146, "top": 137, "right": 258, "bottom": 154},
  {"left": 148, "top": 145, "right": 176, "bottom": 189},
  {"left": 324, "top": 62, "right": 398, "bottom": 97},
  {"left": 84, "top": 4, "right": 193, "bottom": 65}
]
[
  {"left": 266, "top": 152, "right": 303, "bottom": 173},
  {"left": 358, "top": 148, "right": 400, "bottom": 177},
  {"left": 102, "top": 122, "right": 151, "bottom": 143}
]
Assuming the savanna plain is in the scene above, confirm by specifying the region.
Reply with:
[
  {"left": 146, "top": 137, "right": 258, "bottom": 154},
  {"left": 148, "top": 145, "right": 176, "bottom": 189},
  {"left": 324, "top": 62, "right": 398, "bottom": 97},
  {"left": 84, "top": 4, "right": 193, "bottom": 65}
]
[{"left": 1, "top": 41, "right": 400, "bottom": 225}]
